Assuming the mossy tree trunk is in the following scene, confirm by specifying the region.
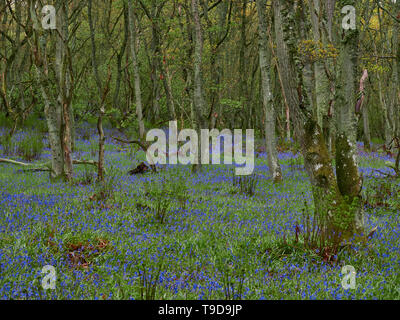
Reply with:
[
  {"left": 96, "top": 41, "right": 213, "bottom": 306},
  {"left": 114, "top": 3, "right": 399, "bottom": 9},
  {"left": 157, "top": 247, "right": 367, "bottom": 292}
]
[
  {"left": 274, "top": 0, "right": 364, "bottom": 240},
  {"left": 335, "top": 0, "right": 364, "bottom": 235}
]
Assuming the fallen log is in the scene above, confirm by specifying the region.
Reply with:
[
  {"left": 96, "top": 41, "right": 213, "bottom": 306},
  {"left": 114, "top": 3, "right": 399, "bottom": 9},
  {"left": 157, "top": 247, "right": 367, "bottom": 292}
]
[
  {"left": 128, "top": 162, "right": 150, "bottom": 175},
  {"left": 0, "top": 158, "right": 99, "bottom": 172}
]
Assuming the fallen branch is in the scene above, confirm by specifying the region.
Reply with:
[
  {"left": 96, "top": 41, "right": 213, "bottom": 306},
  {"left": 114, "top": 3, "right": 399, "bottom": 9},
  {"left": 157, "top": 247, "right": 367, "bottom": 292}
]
[
  {"left": 0, "top": 158, "right": 100, "bottom": 172},
  {"left": 73, "top": 159, "right": 99, "bottom": 167},
  {"left": 113, "top": 137, "right": 149, "bottom": 152},
  {"left": 0, "top": 158, "right": 32, "bottom": 167}
]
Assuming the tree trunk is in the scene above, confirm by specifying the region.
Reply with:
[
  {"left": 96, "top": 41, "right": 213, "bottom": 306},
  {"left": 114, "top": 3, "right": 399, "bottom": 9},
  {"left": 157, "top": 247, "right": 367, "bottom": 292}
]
[
  {"left": 57, "top": 0, "right": 73, "bottom": 181},
  {"left": 273, "top": 0, "right": 364, "bottom": 240},
  {"left": 239, "top": 0, "right": 248, "bottom": 128},
  {"left": 88, "top": 0, "right": 107, "bottom": 182},
  {"left": 256, "top": 0, "right": 282, "bottom": 182},
  {"left": 362, "top": 95, "right": 371, "bottom": 151},
  {"left": 128, "top": 0, "right": 145, "bottom": 139},
  {"left": 309, "top": 0, "right": 331, "bottom": 133},
  {"left": 390, "top": 1, "right": 400, "bottom": 138},
  {"left": 335, "top": 0, "right": 364, "bottom": 234},
  {"left": 191, "top": 0, "right": 207, "bottom": 173},
  {"left": 29, "top": 1, "right": 67, "bottom": 181},
  {"left": 150, "top": 1, "right": 161, "bottom": 123}
]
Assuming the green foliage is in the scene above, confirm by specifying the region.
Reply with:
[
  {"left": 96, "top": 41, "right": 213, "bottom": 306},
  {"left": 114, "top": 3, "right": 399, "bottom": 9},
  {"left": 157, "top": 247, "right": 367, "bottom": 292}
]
[
  {"left": 0, "top": 113, "right": 11, "bottom": 128},
  {"left": 1, "top": 130, "right": 44, "bottom": 161},
  {"left": 95, "top": 166, "right": 118, "bottom": 201},
  {"left": 81, "top": 164, "right": 96, "bottom": 186},
  {"left": 298, "top": 40, "right": 338, "bottom": 64},
  {"left": 23, "top": 116, "right": 47, "bottom": 134},
  {"left": 0, "top": 134, "right": 15, "bottom": 156},
  {"left": 220, "top": 98, "right": 243, "bottom": 111},
  {"left": 145, "top": 179, "right": 189, "bottom": 224},
  {"left": 16, "top": 131, "right": 44, "bottom": 161},
  {"left": 232, "top": 173, "right": 259, "bottom": 196},
  {"left": 89, "top": 139, "right": 98, "bottom": 157}
]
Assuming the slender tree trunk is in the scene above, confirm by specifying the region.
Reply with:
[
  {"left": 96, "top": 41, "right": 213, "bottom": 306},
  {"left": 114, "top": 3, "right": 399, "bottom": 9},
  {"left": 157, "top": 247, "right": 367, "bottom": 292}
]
[
  {"left": 391, "top": 1, "right": 400, "bottom": 138},
  {"left": 29, "top": 1, "right": 66, "bottom": 180},
  {"left": 256, "top": 0, "right": 282, "bottom": 182},
  {"left": 88, "top": 0, "right": 106, "bottom": 182},
  {"left": 191, "top": 0, "right": 207, "bottom": 173},
  {"left": 112, "top": 5, "right": 129, "bottom": 115},
  {"left": 207, "top": 0, "right": 230, "bottom": 129},
  {"left": 362, "top": 94, "right": 371, "bottom": 151},
  {"left": 309, "top": 0, "right": 331, "bottom": 131},
  {"left": 239, "top": 0, "right": 248, "bottom": 128},
  {"left": 150, "top": 1, "right": 160, "bottom": 123},
  {"left": 128, "top": 0, "right": 145, "bottom": 139},
  {"left": 57, "top": 0, "right": 73, "bottom": 181},
  {"left": 160, "top": 54, "right": 177, "bottom": 121}
]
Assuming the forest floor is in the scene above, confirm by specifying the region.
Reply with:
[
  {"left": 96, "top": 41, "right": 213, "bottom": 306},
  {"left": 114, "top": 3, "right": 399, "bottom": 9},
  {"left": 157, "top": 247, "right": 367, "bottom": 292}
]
[{"left": 0, "top": 127, "right": 399, "bottom": 299}]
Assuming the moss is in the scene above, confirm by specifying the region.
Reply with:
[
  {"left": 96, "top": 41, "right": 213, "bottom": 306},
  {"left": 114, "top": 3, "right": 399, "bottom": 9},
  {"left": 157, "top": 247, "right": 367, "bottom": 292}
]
[
  {"left": 335, "top": 133, "right": 362, "bottom": 200},
  {"left": 302, "top": 120, "right": 364, "bottom": 241},
  {"left": 303, "top": 119, "right": 336, "bottom": 189}
]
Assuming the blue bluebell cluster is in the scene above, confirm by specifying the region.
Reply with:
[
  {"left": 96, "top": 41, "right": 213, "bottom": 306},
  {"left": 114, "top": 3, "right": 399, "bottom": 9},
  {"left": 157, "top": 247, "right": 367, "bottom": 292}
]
[{"left": 0, "top": 127, "right": 399, "bottom": 300}]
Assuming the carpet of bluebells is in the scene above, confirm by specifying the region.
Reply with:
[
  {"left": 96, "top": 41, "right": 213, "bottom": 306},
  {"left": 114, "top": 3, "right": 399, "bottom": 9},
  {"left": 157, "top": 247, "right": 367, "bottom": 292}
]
[{"left": 0, "top": 124, "right": 399, "bottom": 300}]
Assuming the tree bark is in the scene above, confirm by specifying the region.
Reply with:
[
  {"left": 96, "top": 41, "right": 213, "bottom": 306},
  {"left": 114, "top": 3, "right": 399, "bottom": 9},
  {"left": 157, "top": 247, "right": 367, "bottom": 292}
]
[
  {"left": 29, "top": 1, "right": 66, "bottom": 180},
  {"left": 390, "top": 0, "right": 400, "bottom": 138},
  {"left": 335, "top": 0, "right": 364, "bottom": 234},
  {"left": 309, "top": 0, "right": 331, "bottom": 134},
  {"left": 273, "top": 0, "right": 364, "bottom": 240},
  {"left": 128, "top": 0, "right": 145, "bottom": 139},
  {"left": 191, "top": 0, "right": 207, "bottom": 173},
  {"left": 88, "top": 0, "right": 108, "bottom": 182},
  {"left": 57, "top": 0, "right": 73, "bottom": 181},
  {"left": 256, "top": 0, "right": 282, "bottom": 182}
]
